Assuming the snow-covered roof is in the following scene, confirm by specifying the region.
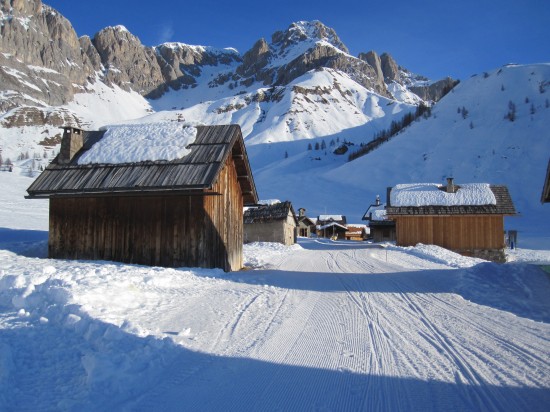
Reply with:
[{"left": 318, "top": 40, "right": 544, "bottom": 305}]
[
  {"left": 27, "top": 125, "right": 259, "bottom": 205},
  {"left": 77, "top": 123, "right": 197, "bottom": 165},
  {"left": 258, "top": 199, "right": 281, "bottom": 206},
  {"left": 318, "top": 214, "right": 344, "bottom": 221},
  {"left": 363, "top": 203, "right": 387, "bottom": 221},
  {"left": 386, "top": 184, "right": 516, "bottom": 216},
  {"left": 371, "top": 209, "right": 387, "bottom": 221},
  {"left": 317, "top": 222, "right": 347, "bottom": 231},
  {"left": 390, "top": 183, "right": 496, "bottom": 207}
]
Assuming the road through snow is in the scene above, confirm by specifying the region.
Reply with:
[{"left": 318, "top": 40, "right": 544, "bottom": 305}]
[{"left": 117, "top": 239, "right": 550, "bottom": 411}]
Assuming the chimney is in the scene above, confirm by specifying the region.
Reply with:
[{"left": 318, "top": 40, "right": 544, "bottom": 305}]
[
  {"left": 446, "top": 177, "right": 455, "bottom": 193},
  {"left": 386, "top": 187, "right": 392, "bottom": 207},
  {"left": 58, "top": 127, "right": 84, "bottom": 164},
  {"left": 375, "top": 195, "right": 381, "bottom": 206},
  {"left": 298, "top": 208, "right": 306, "bottom": 217}
]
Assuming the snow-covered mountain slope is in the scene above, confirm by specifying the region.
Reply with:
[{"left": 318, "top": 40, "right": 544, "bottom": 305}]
[
  {"left": 0, "top": 80, "right": 152, "bottom": 161},
  {"left": 150, "top": 68, "right": 414, "bottom": 146},
  {"left": 310, "top": 63, "right": 548, "bottom": 242}
]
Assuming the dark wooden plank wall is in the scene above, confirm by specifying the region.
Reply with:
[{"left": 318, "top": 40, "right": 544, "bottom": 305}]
[
  {"left": 48, "top": 157, "right": 244, "bottom": 271},
  {"left": 393, "top": 215, "right": 505, "bottom": 251},
  {"left": 206, "top": 155, "right": 243, "bottom": 270}
]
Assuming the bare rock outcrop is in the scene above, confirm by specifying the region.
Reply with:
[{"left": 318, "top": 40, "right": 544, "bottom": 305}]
[
  {"left": 0, "top": 0, "right": 92, "bottom": 107},
  {"left": 235, "top": 21, "right": 390, "bottom": 97},
  {"left": 92, "top": 26, "right": 165, "bottom": 97},
  {"left": 410, "top": 77, "right": 459, "bottom": 102},
  {"left": 380, "top": 52, "right": 401, "bottom": 83},
  {"left": 156, "top": 42, "right": 241, "bottom": 91},
  {"left": 359, "top": 51, "right": 384, "bottom": 85}
]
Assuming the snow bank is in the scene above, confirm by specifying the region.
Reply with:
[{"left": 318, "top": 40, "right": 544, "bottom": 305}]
[
  {"left": 77, "top": 123, "right": 197, "bottom": 164},
  {"left": 243, "top": 241, "right": 302, "bottom": 268},
  {"left": 391, "top": 183, "right": 496, "bottom": 206}
]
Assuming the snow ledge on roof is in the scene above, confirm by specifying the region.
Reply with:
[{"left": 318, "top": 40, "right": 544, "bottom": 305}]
[
  {"left": 391, "top": 183, "right": 496, "bottom": 207},
  {"left": 77, "top": 123, "right": 197, "bottom": 165}
]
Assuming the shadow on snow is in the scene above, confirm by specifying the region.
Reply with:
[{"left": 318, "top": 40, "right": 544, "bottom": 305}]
[{"left": 0, "top": 306, "right": 548, "bottom": 412}]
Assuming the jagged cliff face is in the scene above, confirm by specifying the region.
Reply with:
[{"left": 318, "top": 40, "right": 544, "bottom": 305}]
[
  {"left": 0, "top": 0, "right": 455, "bottom": 137},
  {"left": 234, "top": 21, "right": 390, "bottom": 97},
  {"left": 0, "top": 2, "right": 451, "bottom": 110},
  {"left": 0, "top": 0, "right": 90, "bottom": 111}
]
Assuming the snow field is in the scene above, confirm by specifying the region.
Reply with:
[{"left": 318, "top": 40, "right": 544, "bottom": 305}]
[{"left": 1, "top": 237, "right": 549, "bottom": 410}]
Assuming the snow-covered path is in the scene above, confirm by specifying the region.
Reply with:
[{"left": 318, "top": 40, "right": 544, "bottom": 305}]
[
  {"left": 104, "top": 239, "right": 549, "bottom": 411},
  {"left": 1, "top": 227, "right": 549, "bottom": 411}
]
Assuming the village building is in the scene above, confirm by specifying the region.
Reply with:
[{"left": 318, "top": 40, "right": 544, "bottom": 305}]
[
  {"left": 362, "top": 195, "right": 396, "bottom": 242},
  {"left": 386, "top": 178, "right": 516, "bottom": 262},
  {"left": 297, "top": 208, "right": 316, "bottom": 238},
  {"left": 345, "top": 224, "right": 369, "bottom": 241},
  {"left": 26, "top": 124, "right": 258, "bottom": 271},
  {"left": 243, "top": 201, "right": 297, "bottom": 245},
  {"left": 316, "top": 214, "right": 347, "bottom": 240}
]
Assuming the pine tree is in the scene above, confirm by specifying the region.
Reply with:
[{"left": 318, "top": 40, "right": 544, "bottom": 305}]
[
  {"left": 307, "top": 143, "right": 312, "bottom": 150},
  {"left": 284, "top": 151, "right": 288, "bottom": 159},
  {"left": 314, "top": 142, "right": 320, "bottom": 150},
  {"left": 321, "top": 140, "right": 326, "bottom": 150},
  {"left": 506, "top": 100, "right": 516, "bottom": 122}
]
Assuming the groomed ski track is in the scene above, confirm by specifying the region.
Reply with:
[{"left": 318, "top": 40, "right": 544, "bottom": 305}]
[{"left": 124, "top": 239, "right": 550, "bottom": 412}]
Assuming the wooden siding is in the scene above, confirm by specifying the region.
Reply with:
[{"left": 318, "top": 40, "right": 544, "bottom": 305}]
[
  {"left": 393, "top": 215, "right": 505, "bottom": 251},
  {"left": 49, "top": 156, "right": 244, "bottom": 271}
]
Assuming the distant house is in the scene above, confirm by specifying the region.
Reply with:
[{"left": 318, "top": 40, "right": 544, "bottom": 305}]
[
  {"left": 316, "top": 214, "right": 347, "bottom": 239},
  {"left": 243, "top": 201, "right": 297, "bottom": 245},
  {"left": 297, "top": 208, "right": 316, "bottom": 237},
  {"left": 542, "top": 159, "right": 550, "bottom": 203},
  {"left": 317, "top": 214, "right": 346, "bottom": 227},
  {"left": 386, "top": 178, "right": 516, "bottom": 262},
  {"left": 362, "top": 195, "right": 396, "bottom": 242},
  {"left": 345, "top": 225, "right": 368, "bottom": 241},
  {"left": 26, "top": 124, "right": 258, "bottom": 271}
]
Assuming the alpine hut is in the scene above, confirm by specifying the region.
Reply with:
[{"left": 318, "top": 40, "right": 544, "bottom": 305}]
[
  {"left": 362, "top": 195, "right": 396, "bottom": 242},
  {"left": 26, "top": 123, "right": 258, "bottom": 271},
  {"left": 243, "top": 201, "right": 297, "bottom": 245},
  {"left": 386, "top": 178, "right": 516, "bottom": 262}
]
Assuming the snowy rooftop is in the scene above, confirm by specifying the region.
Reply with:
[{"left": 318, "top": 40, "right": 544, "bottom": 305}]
[
  {"left": 318, "top": 214, "right": 344, "bottom": 221},
  {"left": 77, "top": 123, "right": 197, "bottom": 164},
  {"left": 390, "top": 183, "right": 497, "bottom": 207}
]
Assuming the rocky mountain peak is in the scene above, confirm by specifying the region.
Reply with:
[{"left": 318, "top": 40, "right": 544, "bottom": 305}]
[
  {"left": 2, "top": 0, "right": 42, "bottom": 15},
  {"left": 271, "top": 20, "right": 349, "bottom": 55},
  {"left": 92, "top": 25, "right": 165, "bottom": 97},
  {"left": 380, "top": 52, "right": 400, "bottom": 83},
  {"left": 0, "top": 0, "right": 91, "bottom": 110}
]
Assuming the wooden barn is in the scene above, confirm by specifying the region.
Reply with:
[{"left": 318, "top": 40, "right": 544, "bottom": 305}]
[
  {"left": 362, "top": 195, "right": 396, "bottom": 243},
  {"left": 26, "top": 124, "right": 258, "bottom": 271},
  {"left": 345, "top": 225, "right": 368, "bottom": 241},
  {"left": 386, "top": 178, "right": 516, "bottom": 262},
  {"left": 243, "top": 201, "right": 297, "bottom": 245}
]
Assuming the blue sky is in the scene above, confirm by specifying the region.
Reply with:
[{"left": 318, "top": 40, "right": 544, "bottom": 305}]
[{"left": 45, "top": 0, "right": 549, "bottom": 81}]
